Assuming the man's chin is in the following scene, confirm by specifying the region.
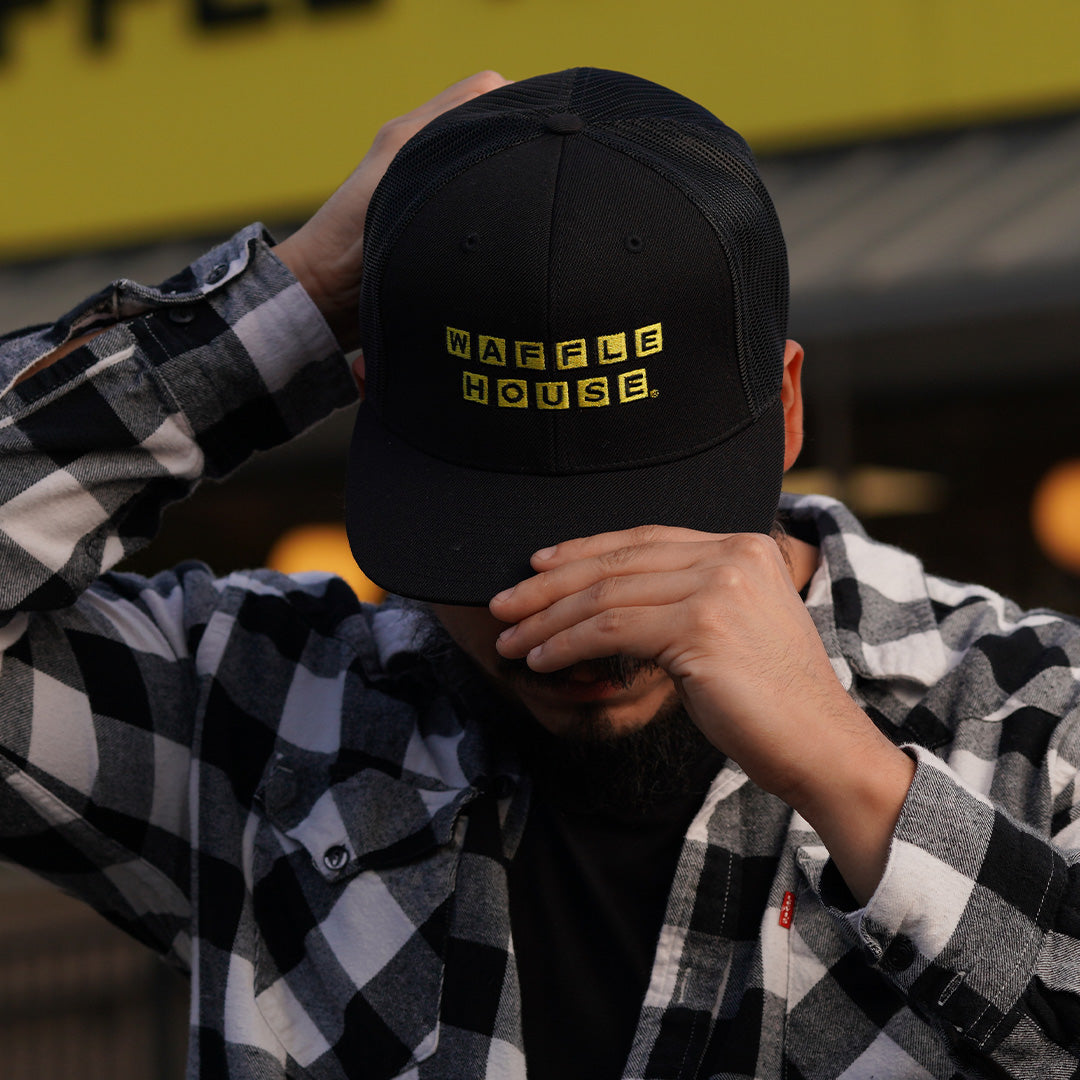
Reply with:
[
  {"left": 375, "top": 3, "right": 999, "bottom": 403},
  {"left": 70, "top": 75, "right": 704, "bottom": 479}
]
[
  {"left": 501, "top": 686, "right": 719, "bottom": 817},
  {"left": 403, "top": 600, "right": 721, "bottom": 815}
]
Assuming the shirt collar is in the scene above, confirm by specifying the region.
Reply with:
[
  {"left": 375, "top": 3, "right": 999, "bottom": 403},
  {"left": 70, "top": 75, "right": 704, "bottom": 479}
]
[{"left": 783, "top": 493, "right": 956, "bottom": 690}]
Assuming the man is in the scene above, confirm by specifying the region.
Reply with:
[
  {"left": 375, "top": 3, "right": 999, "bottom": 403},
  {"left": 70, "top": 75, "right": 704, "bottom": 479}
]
[{"left": 0, "top": 68, "right": 1078, "bottom": 1080}]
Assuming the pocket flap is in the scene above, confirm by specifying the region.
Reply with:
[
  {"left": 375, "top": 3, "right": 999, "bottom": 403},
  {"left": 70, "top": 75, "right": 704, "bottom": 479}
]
[{"left": 252, "top": 812, "right": 464, "bottom": 1079}]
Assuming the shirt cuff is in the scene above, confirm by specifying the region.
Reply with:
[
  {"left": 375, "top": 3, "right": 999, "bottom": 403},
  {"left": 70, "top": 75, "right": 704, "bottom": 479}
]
[
  {"left": 133, "top": 227, "right": 357, "bottom": 473},
  {"left": 851, "top": 745, "right": 1065, "bottom": 1048},
  {"left": 2, "top": 225, "right": 356, "bottom": 424},
  {"left": 17, "top": 225, "right": 357, "bottom": 477}
]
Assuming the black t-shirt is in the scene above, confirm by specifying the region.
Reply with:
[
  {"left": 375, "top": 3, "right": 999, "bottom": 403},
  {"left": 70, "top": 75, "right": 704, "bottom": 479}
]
[{"left": 507, "top": 737, "right": 725, "bottom": 1079}]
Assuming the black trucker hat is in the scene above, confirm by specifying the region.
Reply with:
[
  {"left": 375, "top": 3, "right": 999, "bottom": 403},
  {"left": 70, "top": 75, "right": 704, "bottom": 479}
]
[{"left": 347, "top": 68, "right": 790, "bottom": 604}]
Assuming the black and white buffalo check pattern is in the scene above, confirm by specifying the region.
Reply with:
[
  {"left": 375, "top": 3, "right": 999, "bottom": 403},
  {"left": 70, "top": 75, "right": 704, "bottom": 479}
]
[{"left": 2, "top": 230, "right": 1079, "bottom": 1079}]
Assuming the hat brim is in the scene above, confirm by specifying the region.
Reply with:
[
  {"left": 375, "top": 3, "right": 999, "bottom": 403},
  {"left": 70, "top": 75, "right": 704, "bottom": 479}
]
[{"left": 346, "top": 399, "right": 785, "bottom": 606}]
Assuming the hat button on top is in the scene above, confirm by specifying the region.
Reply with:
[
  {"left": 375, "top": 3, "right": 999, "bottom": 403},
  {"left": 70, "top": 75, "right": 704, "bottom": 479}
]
[{"left": 544, "top": 112, "right": 585, "bottom": 134}]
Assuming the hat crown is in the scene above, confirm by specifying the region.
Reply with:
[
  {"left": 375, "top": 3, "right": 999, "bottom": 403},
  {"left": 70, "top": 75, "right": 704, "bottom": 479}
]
[{"left": 359, "top": 67, "right": 790, "bottom": 459}]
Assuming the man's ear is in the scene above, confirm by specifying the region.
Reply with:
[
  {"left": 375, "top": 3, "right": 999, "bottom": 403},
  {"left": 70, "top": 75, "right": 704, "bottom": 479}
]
[{"left": 781, "top": 339, "right": 805, "bottom": 472}]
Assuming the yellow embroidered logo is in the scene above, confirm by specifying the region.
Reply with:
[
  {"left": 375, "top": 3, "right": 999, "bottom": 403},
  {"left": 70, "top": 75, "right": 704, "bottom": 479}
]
[
  {"left": 635, "top": 323, "right": 662, "bottom": 357},
  {"left": 451, "top": 323, "right": 662, "bottom": 409},
  {"left": 447, "top": 327, "right": 471, "bottom": 360},
  {"left": 597, "top": 332, "right": 627, "bottom": 364},
  {"left": 555, "top": 339, "right": 587, "bottom": 370},
  {"left": 514, "top": 341, "right": 546, "bottom": 370},
  {"left": 577, "top": 377, "right": 609, "bottom": 407},
  {"left": 618, "top": 368, "right": 649, "bottom": 403},
  {"left": 462, "top": 370, "right": 488, "bottom": 405},
  {"left": 479, "top": 335, "right": 507, "bottom": 366},
  {"left": 496, "top": 379, "right": 528, "bottom": 408},
  {"left": 536, "top": 382, "right": 570, "bottom": 410}
]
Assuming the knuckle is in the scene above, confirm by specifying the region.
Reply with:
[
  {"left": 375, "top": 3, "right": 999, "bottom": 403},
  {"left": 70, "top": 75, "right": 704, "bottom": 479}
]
[
  {"left": 587, "top": 576, "right": 620, "bottom": 605},
  {"left": 537, "top": 566, "right": 569, "bottom": 595},
  {"left": 714, "top": 564, "right": 747, "bottom": 591},
  {"left": 739, "top": 532, "right": 776, "bottom": 562},
  {"left": 472, "top": 69, "right": 505, "bottom": 90},
  {"left": 595, "top": 607, "right": 623, "bottom": 634},
  {"left": 631, "top": 524, "right": 666, "bottom": 545},
  {"left": 599, "top": 545, "right": 638, "bottom": 571}
]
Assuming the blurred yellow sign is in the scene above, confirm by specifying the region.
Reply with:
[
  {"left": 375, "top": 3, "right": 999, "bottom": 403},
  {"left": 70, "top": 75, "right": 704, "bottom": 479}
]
[{"left": 3, "top": 0, "right": 1080, "bottom": 258}]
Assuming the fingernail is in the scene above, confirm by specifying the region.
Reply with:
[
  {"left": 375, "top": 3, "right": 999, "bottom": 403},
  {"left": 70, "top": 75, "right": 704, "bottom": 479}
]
[
  {"left": 492, "top": 587, "right": 514, "bottom": 603},
  {"left": 528, "top": 644, "right": 544, "bottom": 662},
  {"left": 497, "top": 626, "right": 515, "bottom": 642},
  {"left": 533, "top": 546, "right": 556, "bottom": 561}
]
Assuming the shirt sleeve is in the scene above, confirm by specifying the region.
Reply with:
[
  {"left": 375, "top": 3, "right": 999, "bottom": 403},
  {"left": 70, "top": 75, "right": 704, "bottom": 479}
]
[
  {"left": 0, "top": 223, "right": 356, "bottom": 614},
  {"left": 852, "top": 743, "right": 1080, "bottom": 1077},
  {"left": 0, "top": 226, "right": 358, "bottom": 966}
]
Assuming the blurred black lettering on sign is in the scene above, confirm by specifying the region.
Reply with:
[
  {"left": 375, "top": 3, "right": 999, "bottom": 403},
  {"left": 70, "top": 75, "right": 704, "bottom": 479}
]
[{"left": 0, "top": 0, "right": 382, "bottom": 61}]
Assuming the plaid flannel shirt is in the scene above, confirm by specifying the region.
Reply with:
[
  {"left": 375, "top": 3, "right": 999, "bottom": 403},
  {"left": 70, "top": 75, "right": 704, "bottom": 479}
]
[{"left": 1, "top": 227, "right": 1079, "bottom": 1080}]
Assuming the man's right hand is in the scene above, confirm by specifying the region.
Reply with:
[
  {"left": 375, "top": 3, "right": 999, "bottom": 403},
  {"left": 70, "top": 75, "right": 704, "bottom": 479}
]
[{"left": 273, "top": 70, "right": 510, "bottom": 357}]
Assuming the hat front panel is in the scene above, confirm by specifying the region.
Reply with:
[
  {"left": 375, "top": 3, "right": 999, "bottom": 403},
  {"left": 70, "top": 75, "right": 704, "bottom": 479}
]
[
  {"left": 376, "top": 131, "right": 749, "bottom": 479},
  {"left": 545, "top": 135, "right": 745, "bottom": 473},
  {"left": 377, "top": 136, "right": 565, "bottom": 475}
]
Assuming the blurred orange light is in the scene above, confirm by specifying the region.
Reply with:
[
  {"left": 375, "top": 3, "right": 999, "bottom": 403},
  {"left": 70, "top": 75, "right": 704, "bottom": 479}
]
[
  {"left": 266, "top": 523, "right": 386, "bottom": 604},
  {"left": 1031, "top": 460, "right": 1080, "bottom": 575}
]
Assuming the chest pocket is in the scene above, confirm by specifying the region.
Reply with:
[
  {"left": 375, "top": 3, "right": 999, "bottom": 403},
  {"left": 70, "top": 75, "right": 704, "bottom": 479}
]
[{"left": 251, "top": 763, "right": 477, "bottom": 1080}]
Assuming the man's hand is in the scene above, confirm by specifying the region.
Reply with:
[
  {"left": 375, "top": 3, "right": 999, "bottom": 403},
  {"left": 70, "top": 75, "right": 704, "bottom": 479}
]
[
  {"left": 274, "top": 70, "right": 510, "bottom": 354},
  {"left": 490, "top": 525, "right": 916, "bottom": 903}
]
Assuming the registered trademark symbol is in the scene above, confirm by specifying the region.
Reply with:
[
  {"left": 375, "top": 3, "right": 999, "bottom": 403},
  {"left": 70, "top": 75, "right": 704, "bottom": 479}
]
[{"left": 650, "top": 389, "right": 660, "bottom": 398}]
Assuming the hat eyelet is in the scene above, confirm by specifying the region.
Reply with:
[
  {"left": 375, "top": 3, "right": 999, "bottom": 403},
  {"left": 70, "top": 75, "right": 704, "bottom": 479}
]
[
  {"left": 624, "top": 234, "right": 643, "bottom": 253},
  {"left": 461, "top": 233, "right": 480, "bottom": 253}
]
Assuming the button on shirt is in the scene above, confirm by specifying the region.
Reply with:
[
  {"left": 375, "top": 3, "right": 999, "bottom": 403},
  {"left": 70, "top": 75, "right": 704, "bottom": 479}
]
[{"left": 1, "top": 228, "right": 1080, "bottom": 1079}]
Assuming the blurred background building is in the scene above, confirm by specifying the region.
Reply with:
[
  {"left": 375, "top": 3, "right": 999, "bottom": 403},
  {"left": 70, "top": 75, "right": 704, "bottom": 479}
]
[{"left": 3, "top": 1, "right": 1080, "bottom": 1075}]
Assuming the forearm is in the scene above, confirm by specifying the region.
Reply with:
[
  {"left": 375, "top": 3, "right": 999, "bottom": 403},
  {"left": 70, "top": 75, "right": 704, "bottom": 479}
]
[{"left": 784, "top": 704, "right": 917, "bottom": 904}]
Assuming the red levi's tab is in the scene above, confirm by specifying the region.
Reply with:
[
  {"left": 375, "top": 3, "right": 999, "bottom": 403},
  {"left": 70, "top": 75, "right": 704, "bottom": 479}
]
[{"left": 779, "top": 891, "right": 796, "bottom": 929}]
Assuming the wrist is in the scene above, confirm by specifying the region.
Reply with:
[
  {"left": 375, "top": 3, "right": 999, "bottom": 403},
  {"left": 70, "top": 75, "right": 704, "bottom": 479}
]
[
  {"left": 783, "top": 706, "right": 916, "bottom": 904},
  {"left": 271, "top": 236, "right": 361, "bottom": 353}
]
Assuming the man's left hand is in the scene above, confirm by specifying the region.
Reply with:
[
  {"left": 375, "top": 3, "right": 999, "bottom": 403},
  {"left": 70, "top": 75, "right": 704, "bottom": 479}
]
[{"left": 490, "top": 525, "right": 916, "bottom": 903}]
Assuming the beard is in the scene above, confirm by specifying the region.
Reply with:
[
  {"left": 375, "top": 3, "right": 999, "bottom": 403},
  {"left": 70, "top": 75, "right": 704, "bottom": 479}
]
[{"left": 405, "top": 601, "right": 725, "bottom": 817}]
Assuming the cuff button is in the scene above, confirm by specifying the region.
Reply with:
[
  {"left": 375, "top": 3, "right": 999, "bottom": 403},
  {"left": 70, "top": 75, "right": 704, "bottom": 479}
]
[{"left": 881, "top": 935, "right": 916, "bottom": 973}]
